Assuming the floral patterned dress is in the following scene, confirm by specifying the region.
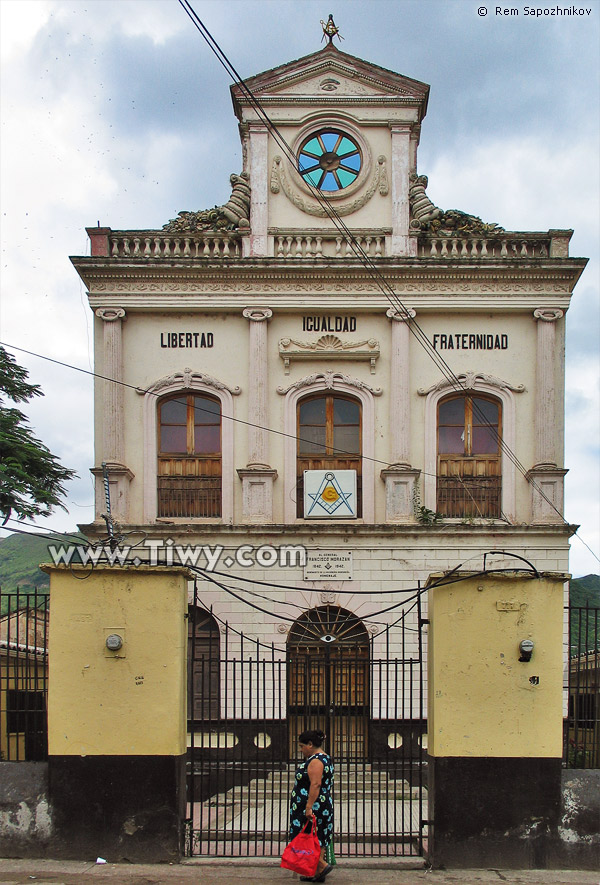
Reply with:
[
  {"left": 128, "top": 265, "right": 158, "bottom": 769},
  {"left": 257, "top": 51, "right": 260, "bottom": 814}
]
[{"left": 289, "top": 751, "right": 334, "bottom": 847}]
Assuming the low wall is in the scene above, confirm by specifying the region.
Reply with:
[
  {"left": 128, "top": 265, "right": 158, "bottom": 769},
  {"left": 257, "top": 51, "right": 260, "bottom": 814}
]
[
  {"left": 0, "top": 762, "right": 53, "bottom": 857},
  {"left": 550, "top": 770, "right": 600, "bottom": 870},
  {"left": 1, "top": 761, "right": 599, "bottom": 867}
]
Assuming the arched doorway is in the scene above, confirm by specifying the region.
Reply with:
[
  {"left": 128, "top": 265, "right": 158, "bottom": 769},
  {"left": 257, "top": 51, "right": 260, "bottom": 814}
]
[{"left": 287, "top": 606, "right": 369, "bottom": 760}]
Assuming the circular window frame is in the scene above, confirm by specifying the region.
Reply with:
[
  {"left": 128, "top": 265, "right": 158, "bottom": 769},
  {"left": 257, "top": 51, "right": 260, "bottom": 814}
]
[
  {"left": 297, "top": 129, "right": 362, "bottom": 195},
  {"left": 290, "top": 120, "right": 372, "bottom": 203}
]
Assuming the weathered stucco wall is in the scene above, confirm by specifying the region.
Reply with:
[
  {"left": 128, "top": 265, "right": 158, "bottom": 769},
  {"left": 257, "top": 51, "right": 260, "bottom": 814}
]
[
  {"left": 428, "top": 572, "right": 565, "bottom": 757},
  {"left": 425, "top": 571, "right": 591, "bottom": 870},
  {"left": 0, "top": 762, "right": 52, "bottom": 857},
  {"left": 552, "top": 770, "right": 600, "bottom": 869},
  {"left": 37, "top": 565, "right": 190, "bottom": 863},
  {"left": 46, "top": 565, "right": 188, "bottom": 757}
]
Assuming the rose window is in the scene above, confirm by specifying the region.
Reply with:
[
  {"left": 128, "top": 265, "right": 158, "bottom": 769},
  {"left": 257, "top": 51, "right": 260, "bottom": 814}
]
[{"left": 297, "top": 130, "right": 362, "bottom": 192}]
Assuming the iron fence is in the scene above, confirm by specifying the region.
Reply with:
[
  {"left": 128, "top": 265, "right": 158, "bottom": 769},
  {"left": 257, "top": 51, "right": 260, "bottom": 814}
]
[
  {"left": 185, "top": 592, "right": 428, "bottom": 858},
  {"left": 0, "top": 588, "right": 49, "bottom": 762},
  {"left": 565, "top": 604, "right": 599, "bottom": 769}
]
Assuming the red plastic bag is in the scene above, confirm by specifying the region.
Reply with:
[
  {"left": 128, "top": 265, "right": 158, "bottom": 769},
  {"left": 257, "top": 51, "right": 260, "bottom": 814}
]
[{"left": 280, "top": 817, "right": 320, "bottom": 877}]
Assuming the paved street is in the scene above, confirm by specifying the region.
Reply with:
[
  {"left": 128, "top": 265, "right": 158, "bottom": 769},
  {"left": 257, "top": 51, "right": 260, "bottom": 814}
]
[{"left": 0, "top": 859, "right": 598, "bottom": 885}]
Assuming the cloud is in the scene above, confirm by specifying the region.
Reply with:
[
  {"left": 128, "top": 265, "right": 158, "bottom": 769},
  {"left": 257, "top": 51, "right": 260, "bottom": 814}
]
[{"left": 1, "top": 0, "right": 598, "bottom": 575}]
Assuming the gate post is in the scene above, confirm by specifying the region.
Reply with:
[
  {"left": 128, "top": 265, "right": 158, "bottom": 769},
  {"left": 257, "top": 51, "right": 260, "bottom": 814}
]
[
  {"left": 426, "top": 571, "right": 567, "bottom": 868},
  {"left": 42, "top": 565, "right": 190, "bottom": 862}
]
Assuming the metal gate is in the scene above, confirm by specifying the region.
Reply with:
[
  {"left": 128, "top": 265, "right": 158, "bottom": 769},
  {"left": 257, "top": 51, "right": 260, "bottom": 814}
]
[{"left": 185, "top": 593, "right": 427, "bottom": 858}]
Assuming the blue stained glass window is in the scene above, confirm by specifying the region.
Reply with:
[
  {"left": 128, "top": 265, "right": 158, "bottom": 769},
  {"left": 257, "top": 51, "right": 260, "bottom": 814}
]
[
  {"left": 302, "top": 138, "right": 322, "bottom": 156},
  {"left": 297, "top": 129, "right": 362, "bottom": 192},
  {"left": 304, "top": 169, "right": 322, "bottom": 187},
  {"left": 337, "top": 168, "right": 355, "bottom": 188},
  {"left": 321, "top": 171, "right": 337, "bottom": 190},
  {"left": 298, "top": 153, "right": 317, "bottom": 172},
  {"left": 340, "top": 152, "right": 361, "bottom": 172},
  {"left": 320, "top": 132, "right": 340, "bottom": 152},
  {"left": 338, "top": 137, "right": 357, "bottom": 155}
]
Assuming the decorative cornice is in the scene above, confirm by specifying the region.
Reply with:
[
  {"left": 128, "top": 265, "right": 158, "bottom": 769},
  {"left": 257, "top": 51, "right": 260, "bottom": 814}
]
[
  {"left": 279, "top": 335, "right": 380, "bottom": 375},
  {"left": 277, "top": 371, "right": 383, "bottom": 397},
  {"left": 73, "top": 258, "right": 586, "bottom": 298},
  {"left": 417, "top": 371, "right": 526, "bottom": 397},
  {"left": 235, "top": 52, "right": 428, "bottom": 102},
  {"left": 137, "top": 368, "right": 241, "bottom": 397}
]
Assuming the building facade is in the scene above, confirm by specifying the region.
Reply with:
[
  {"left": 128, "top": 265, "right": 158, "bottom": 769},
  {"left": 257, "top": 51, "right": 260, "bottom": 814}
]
[{"left": 72, "top": 44, "right": 586, "bottom": 768}]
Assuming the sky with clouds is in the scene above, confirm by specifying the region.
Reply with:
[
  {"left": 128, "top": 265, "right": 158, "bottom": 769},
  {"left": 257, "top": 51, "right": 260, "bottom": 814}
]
[{"left": 0, "top": 0, "right": 598, "bottom": 575}]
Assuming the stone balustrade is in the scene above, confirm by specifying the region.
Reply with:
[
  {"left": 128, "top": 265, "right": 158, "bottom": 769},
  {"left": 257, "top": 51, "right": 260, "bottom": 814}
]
[
  {"left": 87, "top": 227, "right": 571, "bottom": 262},
  {"left": 274, "top": 232, "right": 386, "bottom": 259},
  {"left": 418, "top": 233, "right": 553, "bottom": 260},
  {"left": 108, "top": 231, "right": 242, "bottom": 259}
]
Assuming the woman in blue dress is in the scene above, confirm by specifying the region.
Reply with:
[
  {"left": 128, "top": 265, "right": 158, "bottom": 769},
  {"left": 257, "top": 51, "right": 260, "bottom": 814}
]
[{"left": 288, "top": 729, "right": 334, "bottom": 882}]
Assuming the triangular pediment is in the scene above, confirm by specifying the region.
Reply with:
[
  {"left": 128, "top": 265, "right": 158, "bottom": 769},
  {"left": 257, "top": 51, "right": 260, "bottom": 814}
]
[{"left": 231, "top": 45, "right": 429, "bottom": 114}]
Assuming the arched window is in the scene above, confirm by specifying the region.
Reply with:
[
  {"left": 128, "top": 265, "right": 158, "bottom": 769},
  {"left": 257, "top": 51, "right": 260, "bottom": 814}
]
[
  {"left": 188, "top": 608, "right": 220, "bottom": 722},
  {"left": 437, "top": 394, "right": 502, "bottom": 518},
  {"left": 157, "top": 394, "right": 221, "bottom": 518},
  {"left": 296, "top": 394, "right": 362, "bottom": 517}
]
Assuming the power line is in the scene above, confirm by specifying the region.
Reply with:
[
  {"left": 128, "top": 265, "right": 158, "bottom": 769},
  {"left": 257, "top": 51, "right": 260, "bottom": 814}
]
[
  {"left": 0, "top": 340, "right": 482, "bottom": 486},
  {"left": 175, "top": 2, "right": 592, "bottom": 545},
  {"left": 3, "top": 20, "right": 595, "bottom": 558},
  {"left": 3, "top": 337, "right": 597, "bottom": 563}
]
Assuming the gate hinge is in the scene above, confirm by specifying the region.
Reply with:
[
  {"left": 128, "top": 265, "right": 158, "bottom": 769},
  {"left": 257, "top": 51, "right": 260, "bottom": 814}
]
[{"left": 419, "top": 618, "right": 430, "bottom": 627}]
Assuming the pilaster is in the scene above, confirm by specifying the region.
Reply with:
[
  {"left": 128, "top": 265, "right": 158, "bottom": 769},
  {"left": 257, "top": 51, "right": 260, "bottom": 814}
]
[
  {"left": 248, "top": 123, "right": 269, "bottom": 256},
  {"left": 381, "top": 308, "right": 419, "bottom": 522},
  {"left": 389, "top": 124, "right": 418, "bottom": 257},
  {"left": 526, "top": 466, "right": 568, "bottom": 525},
  {"left": 238, "top": 307, "right": 277, "bottom": 522},
  {"left": 528, "top": 308, "right": 565, "bottom": 524},
  {"left": 94, "top": 308, "right": 133, "bottom": 522},
  {"left": 90, "top": 463, "right": 135, "bottom": 525},
  {"left": 533, "top": 308, "right": 563, "bottom": 468}
]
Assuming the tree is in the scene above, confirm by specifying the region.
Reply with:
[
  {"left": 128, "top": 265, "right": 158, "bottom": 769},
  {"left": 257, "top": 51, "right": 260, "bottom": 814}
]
[{"left": 0, "top": 346, "right": 76, "bottom": 524}]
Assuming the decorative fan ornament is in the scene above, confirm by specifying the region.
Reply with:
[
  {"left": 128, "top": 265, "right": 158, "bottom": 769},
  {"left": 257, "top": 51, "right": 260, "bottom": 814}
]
[{"left": 288, "top": 605, "right": 369, "bottom": 646}]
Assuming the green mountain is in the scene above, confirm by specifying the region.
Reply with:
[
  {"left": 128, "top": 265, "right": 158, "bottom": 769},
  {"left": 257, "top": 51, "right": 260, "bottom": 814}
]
[
  {"left": 0, "top": 530, "right": 85, "bottom": 596},
  {"left": 569, "top": 574, "right": 600, "bottom": 607},
  {"left": 1, "top": 531, "right": 598, "bottom": 648},
  {"left": 569, "top": 574, "right": 600, "bottom": 655}
]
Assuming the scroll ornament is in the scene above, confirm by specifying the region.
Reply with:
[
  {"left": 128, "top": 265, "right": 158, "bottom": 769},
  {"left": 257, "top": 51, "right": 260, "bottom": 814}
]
[
  {"left": 409, "top": 172, "right": 504, "bottom": 235},
  {"left": 163, "top": 172, "right": 251, "bottom": 233}
]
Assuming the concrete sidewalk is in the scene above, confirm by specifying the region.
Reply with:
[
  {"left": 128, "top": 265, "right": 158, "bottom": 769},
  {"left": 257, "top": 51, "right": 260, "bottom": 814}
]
[{"left": 0, "top": 859, "right": 598, "bottom": 885}]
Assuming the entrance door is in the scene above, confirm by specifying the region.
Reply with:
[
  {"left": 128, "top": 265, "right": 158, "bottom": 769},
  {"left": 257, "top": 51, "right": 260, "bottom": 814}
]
[{"left": 287, "top": 606, "right": 369, "bottom": 760}]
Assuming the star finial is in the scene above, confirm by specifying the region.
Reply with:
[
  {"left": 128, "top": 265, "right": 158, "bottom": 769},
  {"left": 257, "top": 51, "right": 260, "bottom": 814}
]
[{"left": 320, "top": 14, "right": 343, "bottom": 45}]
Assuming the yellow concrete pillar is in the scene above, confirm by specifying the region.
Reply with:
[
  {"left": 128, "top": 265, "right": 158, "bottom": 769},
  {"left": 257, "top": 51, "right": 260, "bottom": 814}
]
[
  {"left": 42, "top": 565, "right": 191, "bottom": 862},
  {"left": 427, "top": 571, "right": 567, "bottom": 869}
]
